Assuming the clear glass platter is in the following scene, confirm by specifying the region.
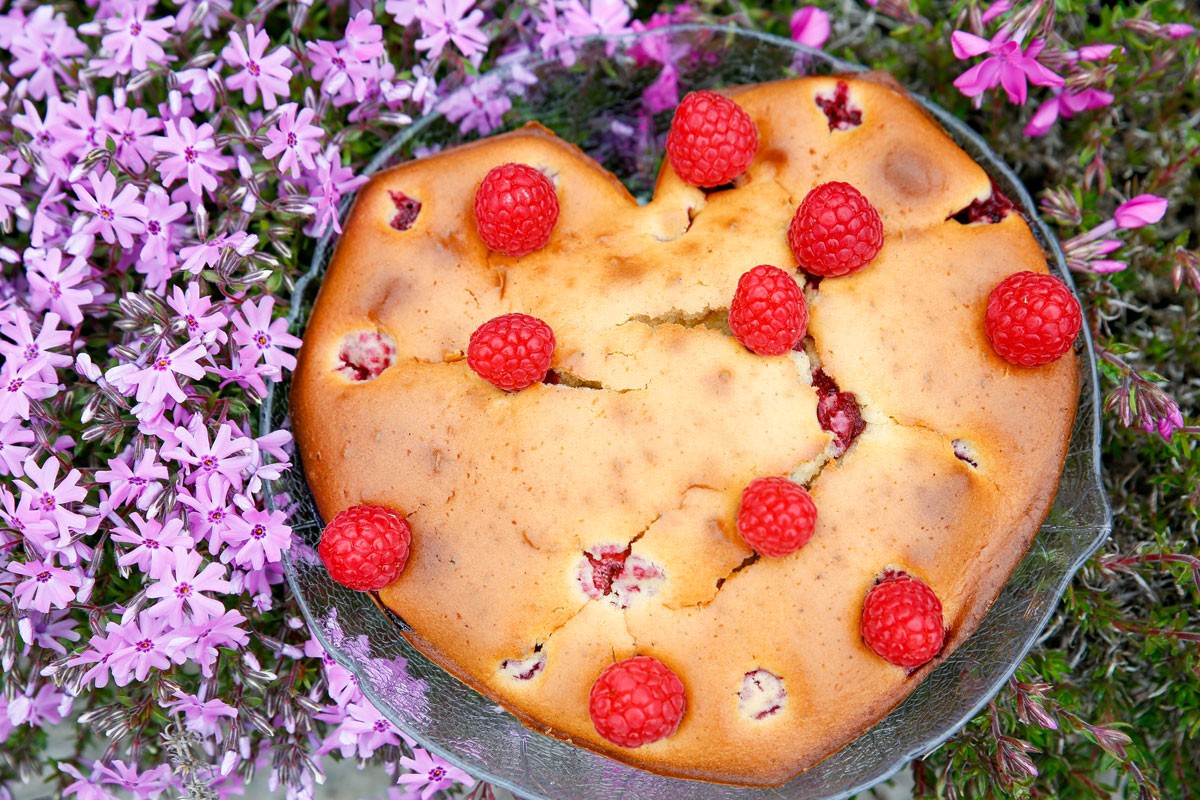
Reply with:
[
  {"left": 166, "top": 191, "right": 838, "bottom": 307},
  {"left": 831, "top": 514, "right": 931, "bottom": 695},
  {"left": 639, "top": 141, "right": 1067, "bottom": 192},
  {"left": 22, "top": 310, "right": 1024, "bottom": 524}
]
[{"left": 263, "top": 25, "right": 1113, "bottom": 800}]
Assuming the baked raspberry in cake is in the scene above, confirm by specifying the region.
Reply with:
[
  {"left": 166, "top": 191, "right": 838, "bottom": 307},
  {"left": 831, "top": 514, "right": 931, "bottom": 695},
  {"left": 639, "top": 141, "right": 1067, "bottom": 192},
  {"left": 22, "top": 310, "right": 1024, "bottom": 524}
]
[{"left": 291, "top": 73, "right": 1081, "bottom": 786}]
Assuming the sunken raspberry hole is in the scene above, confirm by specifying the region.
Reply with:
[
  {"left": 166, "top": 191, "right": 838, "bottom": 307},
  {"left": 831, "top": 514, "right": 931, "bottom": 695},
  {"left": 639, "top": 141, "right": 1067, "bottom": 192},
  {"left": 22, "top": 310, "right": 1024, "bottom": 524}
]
[
  {"left": 388, "top": 190, "right": 422, "bottom": 231},
  {"left": 336, "top": 331, "right": 397, "bottom": 381},
  {"left": 950, "top": 179, "right": 1015, "bottom": 224},
  {"left": 576, "top": 545, "right": 664, "bottom": 608},
  {"left": 738, "top": 669, "right": 787, "bottom": 720},
  {"left": 952, "top": 439, "right": 979, "bottom": 469},
  {"left": 501, "top": 647, "right": 546, "bottom": 681},
  {"left": 815, "top": 81, "right": 863, "bottom": 132},
  {"left": 811, "top": 369, "right": 866, "bottom": 456}
]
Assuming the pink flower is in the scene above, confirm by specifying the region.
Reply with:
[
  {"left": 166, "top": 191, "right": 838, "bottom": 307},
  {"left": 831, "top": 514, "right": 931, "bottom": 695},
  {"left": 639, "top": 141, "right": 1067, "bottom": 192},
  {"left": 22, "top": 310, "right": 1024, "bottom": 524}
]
[
  {"left": 791, "top": 7, "right": 831, "bottom": 49},
  {"left": 6, "top": 683, "right": 72, "bottom": 728},
  {"left": 176, "top": 473, "right": 234, "bottom": 548},
  {"left": 99, "top": 0, "right": 174, "bottom": 75},
  {"left": 1114, "top": 194, "right": 1169, "bottom": 228},
  {"left": 0, "top": 359, "right": 58, "bottom": 423},
  {"left": 222, "top": 24, "right": 293, "bottom": 110},
  {"left": 73, "top": 172, "right": 146, "bottom": 249},
  {"left": 93, "top": 759, "right": 172, "bottom": 799},
  {"left": 8, "top": 7, "right": 86, "bottom": 100},
  {"left": 129, "top": 339, "right": 208, "bottom": 407},
  {"left": 222, "top": 507, "right": 292, "bottom": 570},
  {"left": 1166, "top": 23, "right": 1195, "bottom": 39},
  {"left": 167, "top": 609, "right": 249, "bottom": 677},
  {"left": 951, "top": 31, "right": 1064, "bottom": 105},
  {"left": 167, "top": 282, "right": 229, "bottom": 349},
  {"left": 178, "top": 230, "right": 258, "bottom": 276},
  {"left": 135, "top": 185, "right": 186, "bottom": 291},
  {"left": 263, "top": 103, "right": 325, "bottom": 179},
  {"left": 0, "top": 419, "right": 35, "bottom": 476},
  {"left": 144, "top": 546, "right": 232, "bottom": 627},
  {"left": 304, "top": 146, "right": 368, "bottom": 237},
  {"left": 981, "top": 0, "right": 1014, "bottom": 24},
  {"left": 8, "top": 558, "right": 80, "bottom": 612},
  {"left": 1024, "top": 87, "right": 1114, "bottom": 137},
  {"left": 103, "top": 105, "right": 163, "bottom": 172},
  {"left": 0, "top": 154, "right": 22, "bottom": 229},
  {"left": 231, "top": 296, "right": 302, "bottom": 377},
  {"left": 386, "top": 0, "right": 421, "bottom": 26},
  {"left": 96, "top": 449, "right": 169, "bottom": 511},
  {"left": 152, "top": 118, "right": 231, "bottom": 199},
  {"left": 112, "top": 513, "right": 192, "bottom": 579},
  {"left": 17, "top": 456, "right": 87, "bottom": 538},
  {"left": 163, "top": 691, "right": 237, "bottom": 738},
  {"left": 397, "top": 748, "right": 476, "bottom": 800},
  {"left": 25, "top": 248, "right": 95, "bottom": 327},
  {"left": 163, "top": 420, "right": 253, "bottom": 488},
  {"left": 0, "top": 309, "right": 73, "bottom": 384},
  {"left": 415, "top": 0, "right": 489, "bottom": 64}
]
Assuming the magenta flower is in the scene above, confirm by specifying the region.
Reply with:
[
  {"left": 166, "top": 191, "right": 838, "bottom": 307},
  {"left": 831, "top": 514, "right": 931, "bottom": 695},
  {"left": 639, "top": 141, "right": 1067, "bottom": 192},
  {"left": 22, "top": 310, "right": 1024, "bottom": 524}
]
[
  {"left": 99, "top": 0, "right": 174, "bottom": 74},
  {"left": 167, "top": 282, "right": 229, "bottom": 349},
  {"left": 144, "top": 546, "right": 232, "bottom": 627},
  {"left": 6, "top": 683, "right": 72, "bottom": 728},
  {"left": 167, "top": 609, "right": 249, "bottom": 677},
  {"left": 136, "top": 185, "right": 186, "bottom": 291},
  {"left": 0, "top": 359, "right": 58, "bottom": 423},
  {"left": 415, "top": 0, "right": 489, "bottom": 64},
  {"left": 231, "top": 296, "right": 302, "bottom": 377},
  {"left": 129, "top": 339, "right": 208, "bottom": 407},
  {"left": 152, "top": 118, "right": 231, "bottom": 198},
  {"left": 73, "top": 172, "right": 146, "bottom": 248},
  {"left": 334, "top": 699, "right": 407, "bottom": 758},
  {"left": 8, "top": 7, "right": 87, "bottom": 100},
  {"left": 164, "top": 691, "right": 237, "bottom": 738},
  {"left": 106, "top": 614, "right": 175, "bottom": 685},
  {"left": 263, "top": 103, "right": 325, "bottom": 179},
  {"left": 8, "top": 558, "right": 81, "bottom": 612},
  {"left": 178, "top": 230, "right": 258, "bottom": 276},
  {"left": 67, "top": 626, "right": 124, "bottom": 690},
  {"left": 60, "top": 762, "right": 109, "bottom": 800},
  {"left": 17, "top": 609, "right": 82, "bottom": 657},
  {"left": 176, "top": 473, "right": 235, "bottom": 548},
  {"left": 951, "top": 31, "right": 1064, "bottom": 105},
  {"left": 93, "top": 759, "right": 172, "bottom": 799},
  {"left": 981, "top": 0, "right": 1014, "bottom": 24},
  {"left": 0, "top": 309, "right": 73, "bottom": 383},
  {"left": 791, "top": 7, "right": 831, "bottom": 49},
  {"left": 304, "top": 145, "right": 368, "bottom": 237},
  {"left": 17, "top": 456, "right": 87, "bottom": 538},
  {"left": 25, "top": 248, "right": 96, "bottom": 327},
  {"left": 397, "top": 748, "right": 476, "bottom": 799},
  {"left": 163, "top": 420, "right": 253, "bottom": 487},
  {"left": 222, "top": 24, "right": 293, "bottom": 110},
  {"left": 96, "top": 449, "right": 169, "bottom": 511},
  {"left": 112, "top": 513, "right": 192, "bottom": 579},
  {"left": 222, "top": 507, "right": 292, "bottom": 570},
  {"left": 0, "top": 419, "right": 35, "bottom": 476},
  {"left": 1114, "top": 194, "right": 1169, "bottom": 228},
  {"left": 0, "top": 154, "right": 22, "bottom": 230},
  {"left": 1025, "top": 87, "right": 1115, "bottom": 137},
  {"left": 103, "top": 104, "right": 163, "bottom": 172}
]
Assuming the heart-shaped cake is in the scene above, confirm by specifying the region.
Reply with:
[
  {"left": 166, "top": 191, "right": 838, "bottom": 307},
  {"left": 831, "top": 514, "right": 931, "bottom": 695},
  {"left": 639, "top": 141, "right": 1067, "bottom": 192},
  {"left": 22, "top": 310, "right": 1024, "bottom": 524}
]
[{"left": 291, "top": 73, "right": 1080, "bottom": 786}]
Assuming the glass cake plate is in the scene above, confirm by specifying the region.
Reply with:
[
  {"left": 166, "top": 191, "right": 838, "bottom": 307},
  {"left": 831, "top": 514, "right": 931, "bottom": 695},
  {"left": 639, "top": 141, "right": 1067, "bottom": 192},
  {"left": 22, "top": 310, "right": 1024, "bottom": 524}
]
[{"left": 264, "top": 25, "right": 1112, "bottom": 800}]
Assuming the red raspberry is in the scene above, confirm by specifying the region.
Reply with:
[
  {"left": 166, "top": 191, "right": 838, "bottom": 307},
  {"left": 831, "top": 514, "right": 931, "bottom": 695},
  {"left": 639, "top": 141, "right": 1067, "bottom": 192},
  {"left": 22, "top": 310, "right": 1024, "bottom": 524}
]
[
  {"left": 318, "top": 505, "right": 412, "bottom": 592},
  {"left": 736, "top": 477, "right": 818, "bottom": 557},
  {"left": 467, "top": 313, "right": 556, "bottom": 391},
  {"left": 589, "top": 655, "right": 686, "bottom": 748},
  {"left": 665, "top": 91, "right": 759, "bottom": 188},
  {"left": 860, "top": 572, "right": 946, "bottom": 668},
  {"left": 728, "top": 265, "right": 808, "bottom": 356},
  {"left": 984, "top": 271, "right": 1082, "bottom": 367},
  {"left": 473, "top": 163, "right": 559, "bottom": 257},
  {"left": 788, "top": 182, "right": 884, "bottom": 277}
]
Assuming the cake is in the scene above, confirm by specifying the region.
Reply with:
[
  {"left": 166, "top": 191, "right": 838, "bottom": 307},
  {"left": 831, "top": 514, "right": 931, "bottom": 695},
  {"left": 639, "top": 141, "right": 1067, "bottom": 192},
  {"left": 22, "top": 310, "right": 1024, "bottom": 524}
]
[{"left": 291, "top": 73, "right": 1081, "bottom": 786}]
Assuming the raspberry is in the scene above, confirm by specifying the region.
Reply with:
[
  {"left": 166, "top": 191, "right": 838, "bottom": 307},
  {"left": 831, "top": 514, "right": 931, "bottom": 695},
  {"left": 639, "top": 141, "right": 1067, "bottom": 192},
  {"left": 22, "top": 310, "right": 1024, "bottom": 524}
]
[
  {"left": 728, "top": 265, "right": 808, "bottom": 356},
  {"left": 736, "top": 477, "right": 818, "bottom": 557},
  {"left": 984, "top": 271, "right": 1082, "bottom": 367},
  {"left": 860, "top": 572, "right": 946, "bottom": 668},
  {"left": 473, "top": 163, "right": 559, "bottom": 257},
  {"left": 467, "top": 313, "right": 556, "bottom": 391},
  {"left": 589, "top": 655, "right": 686, "bottom": 748},
  {"left": 665, "top": 91, "right": 759, "bottom": 188},
  {"left": 788, "top": 181, "right": 884, "bottom": 277},
  {"left": 318, "top": 505, "right": 412, "bottom": 592}
]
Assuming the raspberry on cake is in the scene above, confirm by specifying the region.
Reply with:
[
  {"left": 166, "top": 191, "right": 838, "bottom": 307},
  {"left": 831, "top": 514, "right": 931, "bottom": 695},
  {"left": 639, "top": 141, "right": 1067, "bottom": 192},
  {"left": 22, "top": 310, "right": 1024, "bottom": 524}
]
[
  {"left": 665, "top": 90, "right": 759, "bottom": 188},
  {"left": 861, "top": 572, "right": 947, "bottom": 669},
  {"left": 318, "top": 505, "right": 412, "bottom": 592},
  {"left": 473, "top": 162, "right": 560, "bottom": 257},
  {"left": 292, "top": 73, "right": 1081, "bottom": 786},
  {"left": 985, "top": 271, "right": 1082, "bottom": 366}
]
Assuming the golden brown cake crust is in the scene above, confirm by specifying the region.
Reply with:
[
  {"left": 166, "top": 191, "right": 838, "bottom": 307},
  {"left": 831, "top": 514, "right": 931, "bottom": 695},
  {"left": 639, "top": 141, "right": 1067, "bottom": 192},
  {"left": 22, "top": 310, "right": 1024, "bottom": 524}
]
[{"left": 291, "top": 75, "right": 1080, "bottom": 786}]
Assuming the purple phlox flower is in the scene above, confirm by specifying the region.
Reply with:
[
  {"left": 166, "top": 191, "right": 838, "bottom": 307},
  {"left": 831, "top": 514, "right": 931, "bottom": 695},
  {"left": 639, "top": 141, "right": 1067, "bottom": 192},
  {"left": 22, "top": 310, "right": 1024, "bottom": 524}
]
[
  {"left": 17, "top": 608, "right": 81, "bottom": 656},
  {"left": 386, "top": 0, "right": 421, "bottom": 26},
  {"left": 93, "top": 759, "right": 172, "bottom": 800},
  {"left": 1024, "top": 86, "right": 1114, "bottom": 137},
  {"left": 152, "top": 118, "right": 230, "bottom": 199},
  {"left": 106, "top": 613, "right": 174, "bottom": 685},
  {"left": 113, "top": 512, "right": 192, "bottom": 579},
  {"left": 0, "top": 356, "right": 58, "bottom": 422},
  {"left": 234, "top": 558, "right": 286, "bottom": 613},
  {"left": 167, "top": 282, "right": 229, "bottom": 349},
  {"left": 1144, "top": 399, "right": 1186, "bottom": 440},
  {"left": 415, "top": 0, "right": 488, "bottom": 64},
  {"left": 96, "top": 448, "right": 169, "bottom": 511},
  {"left": 222, "top": 506, "right": 291, "bottom": 570},
  {"left": 263, "top": 103, "right": 325, "bottom": 179},
  {"left": 1166, "top": 23, "right": 1195, "bottom": 39},
  {"left": 7, "top": 557, "right": 81, "bottom": 612},
  {"left": 1, "top": 309, "right": 73, "bottom": 383},
  {"left": 25, "top": 247, "right": 96, "bottom": 326},
  {"left": 164, "top": 690, "right": 237, "bottom": 738},
  {"left": 951, "top": 31, "right": 1064, "bottom": 105},
  {"left": 128, "top": 338, "right": 208, "bottom": 407},
  {"left": 98, "top": 0, "right": 175, "bottom": 75},
  {"left": 66, "top": 626, "right": 123, "bottom": 689},
  {"left": 440, "top": 73, "right": 520, "bottom": 137},
  {"left": 0, "top": 154, "right": 24, "bottom": 230},
  {"left": 73, "top": 171, "right": 146, "bottom": 248},
  {"left": 231, "top": 296, "right": 302, "bottom": 377},
  {"left": 6, "top": 682, "right": 72, "bottom": 728},
  {"left": 223, "top": 24, "right": 293, "bottom": 110},
  {"left": 164, "top": 420, "right": 253, "bottom": 488},
  {"left": 59, "top": 93, "right": 116, "bottom": 160},
  {"left": 1067, "top": 43, "right": 1123, "bottom": 62},
  {"left": 173, "top": 67, "right": 220, "bottom": 113},
  {"left": 398, "top": 749, "right": 476, "bottom": 799},
  {"left": 303, "top": 145, "right": 368, "bottom": 237},
  {"left": 0, "top": 419, "right": 35, "bottom": 477},
  {"left": 8, "top": 6, "right": 88, "bottom": 100},
  {"left": 791, "top": 7, "right": 831, "bottom": 49},
  {"left": 212, "top": 356, "right": 271, "bottom": 406},
  {"left": 178, "top": 230, "right": 258, "bottom": 276},
  {"left": 60, "top": 761, "right": 114, "bottom": 800},
  {"left": 561, "top": 0, "right": 632, "bottom": 37},
  {"left": 172, "top": 0, "right": 232, "bottom": 36},
  {"left": 12, "top": 98, "right": 74, "bottom": 181},
  {"left": 1115, "top": 194, "right": 1169, "bottom": 228},
  {"left": 981, "top": 0, "right": 1014, "bottom": 24},
  {"left": 29, "top": 181, "right": 69, "bottom": 248},
  {"left": 167, "top": 608, "right": 249, "bottom": 677},
  {"left": 344, "top": 9, "right": 388, "bottom": 61},
  {"left": 176, "top": 473, "right": 234, "bottom": 548},
  {"left": 243, "top": 427, "right": 293, "bottom": 494},
  {"left": 0, "top": 487, "right": 60, "bottom": 562},
  {"left": 333, "top": 699, "right": 406, "bottom": 758},
  {"left": 17, "top": 455, "right": 87, "bottom": 538},
  {"left": 144, "top": 545, "right": 231, "bottom": 627},
  {"left": 102, "top": 104, "right": 163, "bottom": 172},
  {"left": 134, "top": 186, "right": 185, "bottom": 292},
  {"left": 306, "top": 13, "right": 386, "bottom": 105}
]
